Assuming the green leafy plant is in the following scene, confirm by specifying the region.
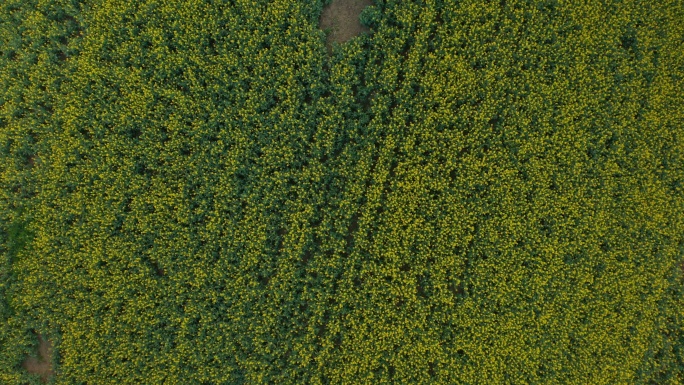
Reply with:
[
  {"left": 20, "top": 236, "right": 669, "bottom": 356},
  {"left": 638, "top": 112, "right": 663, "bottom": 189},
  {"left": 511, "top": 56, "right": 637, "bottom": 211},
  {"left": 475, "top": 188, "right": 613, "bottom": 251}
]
[{"left": 1, "top": 0, "right": 682, "bottom": 384}]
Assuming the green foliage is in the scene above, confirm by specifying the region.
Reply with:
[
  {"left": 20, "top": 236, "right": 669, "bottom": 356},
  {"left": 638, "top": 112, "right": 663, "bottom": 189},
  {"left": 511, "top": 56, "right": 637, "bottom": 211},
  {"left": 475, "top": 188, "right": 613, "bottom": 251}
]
[
  {"left": 1, "top": 0, "right": 683, "bottom": 384},
  {"left": 359, "top": 5, "right": 381, "bottom": 29}
]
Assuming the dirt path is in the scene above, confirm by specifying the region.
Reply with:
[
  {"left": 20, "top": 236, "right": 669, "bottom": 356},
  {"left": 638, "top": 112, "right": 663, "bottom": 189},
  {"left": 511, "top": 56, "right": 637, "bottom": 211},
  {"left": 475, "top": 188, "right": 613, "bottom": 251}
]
[
  {"left": 319, "top": 0, "right": 373, "bottom": 49},
  {"left": 22, "top": 332, "right": 54, "bottom": 383}
]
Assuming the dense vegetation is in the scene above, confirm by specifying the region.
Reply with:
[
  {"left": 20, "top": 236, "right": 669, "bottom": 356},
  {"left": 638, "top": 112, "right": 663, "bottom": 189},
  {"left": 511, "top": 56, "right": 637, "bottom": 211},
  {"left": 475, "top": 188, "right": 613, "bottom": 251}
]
[{"left": 1, "top": 0, "right": 683, "bottom": 384}]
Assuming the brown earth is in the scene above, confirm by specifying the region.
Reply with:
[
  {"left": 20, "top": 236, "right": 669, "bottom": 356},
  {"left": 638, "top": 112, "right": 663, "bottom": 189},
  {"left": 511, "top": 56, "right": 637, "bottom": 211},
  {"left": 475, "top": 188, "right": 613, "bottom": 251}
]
[
  {"left": 22, "top": 332, "right": 54, "bottom": 383},
  {"left": 319, "top": 0, "right": 373, "bottom": 49}
]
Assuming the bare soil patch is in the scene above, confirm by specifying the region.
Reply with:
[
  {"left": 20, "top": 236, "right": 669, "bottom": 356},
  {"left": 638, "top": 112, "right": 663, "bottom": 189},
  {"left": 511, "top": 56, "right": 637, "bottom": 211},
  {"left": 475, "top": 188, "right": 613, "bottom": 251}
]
[
  {"left": 319, "top": 0, "right": 373, "bottom": 49},
  {"left": 22, "top": 332, "right": 54, "bottom": 383}
]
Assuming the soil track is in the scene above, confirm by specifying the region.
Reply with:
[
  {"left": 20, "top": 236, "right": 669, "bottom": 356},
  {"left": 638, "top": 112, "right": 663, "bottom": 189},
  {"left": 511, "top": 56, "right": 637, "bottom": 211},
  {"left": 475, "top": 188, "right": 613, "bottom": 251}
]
[
  {"left": 22, "top": 332, "right": 54, "bottom": 383},
  {"left": 319, "top": 0, "right": 373, "bottom": 48}
]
